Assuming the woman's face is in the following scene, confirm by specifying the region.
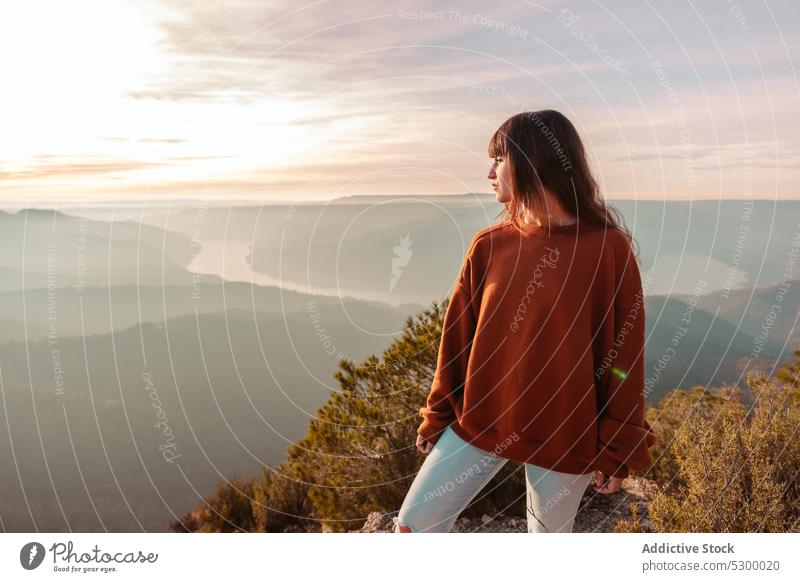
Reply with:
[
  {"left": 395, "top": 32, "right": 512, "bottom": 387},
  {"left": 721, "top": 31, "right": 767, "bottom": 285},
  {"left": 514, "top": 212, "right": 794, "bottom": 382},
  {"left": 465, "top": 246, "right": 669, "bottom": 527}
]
[{"left": 488, "top": 155, "right": 512, "bottom": 204}]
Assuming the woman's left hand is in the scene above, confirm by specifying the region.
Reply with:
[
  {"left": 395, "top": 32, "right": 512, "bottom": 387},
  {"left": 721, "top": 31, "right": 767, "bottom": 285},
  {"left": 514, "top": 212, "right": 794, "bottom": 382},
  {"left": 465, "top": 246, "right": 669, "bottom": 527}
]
[{"left": 593, "top": 470, "right": 624, "bottom": 494}]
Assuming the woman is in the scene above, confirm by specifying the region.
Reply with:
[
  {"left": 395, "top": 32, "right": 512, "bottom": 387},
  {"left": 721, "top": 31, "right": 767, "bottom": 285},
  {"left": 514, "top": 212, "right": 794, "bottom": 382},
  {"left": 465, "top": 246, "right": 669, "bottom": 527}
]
[{"left": 394, "top": 110, "right": 657, "bottom": 533}]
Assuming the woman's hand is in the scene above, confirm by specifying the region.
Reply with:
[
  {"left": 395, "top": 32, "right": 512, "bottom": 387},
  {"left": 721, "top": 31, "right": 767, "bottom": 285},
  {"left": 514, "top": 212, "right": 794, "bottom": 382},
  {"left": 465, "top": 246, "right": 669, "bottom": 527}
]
[
  {"left": 593, "top": 470, "right": 623, "bottom": 494},
  {"left": 416, "top": 434, "right": 434, "bottom": 454}
]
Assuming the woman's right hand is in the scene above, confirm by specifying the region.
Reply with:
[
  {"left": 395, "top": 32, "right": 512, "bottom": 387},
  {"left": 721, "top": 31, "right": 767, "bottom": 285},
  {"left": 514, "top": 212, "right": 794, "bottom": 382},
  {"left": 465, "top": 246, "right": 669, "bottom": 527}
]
[{"left": 416, "top": 434, "right": 434, "bottom": 454}]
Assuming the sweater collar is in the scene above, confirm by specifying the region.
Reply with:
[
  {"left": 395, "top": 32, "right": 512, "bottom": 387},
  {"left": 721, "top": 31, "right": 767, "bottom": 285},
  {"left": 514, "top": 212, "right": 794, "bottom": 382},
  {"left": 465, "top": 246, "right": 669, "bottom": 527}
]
[{"left": 510, "top": 218, "right": 584, "bottom": 236}]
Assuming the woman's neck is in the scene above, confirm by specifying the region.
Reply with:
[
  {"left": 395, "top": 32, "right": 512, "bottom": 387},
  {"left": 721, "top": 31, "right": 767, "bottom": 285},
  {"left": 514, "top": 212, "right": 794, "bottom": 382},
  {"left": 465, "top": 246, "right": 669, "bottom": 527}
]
[
  {"left": 521, "top": 190, "right": 576, "bottom": 227},
  {"left": 523, "top": 210, "right": 576, "bottom": 227}
]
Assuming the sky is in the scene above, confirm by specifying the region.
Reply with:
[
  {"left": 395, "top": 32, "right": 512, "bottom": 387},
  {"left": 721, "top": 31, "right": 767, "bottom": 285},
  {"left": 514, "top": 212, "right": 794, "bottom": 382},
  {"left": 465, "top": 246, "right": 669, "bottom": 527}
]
[{"left": 0, "top": 0, "right": 798, "bottom": 202}]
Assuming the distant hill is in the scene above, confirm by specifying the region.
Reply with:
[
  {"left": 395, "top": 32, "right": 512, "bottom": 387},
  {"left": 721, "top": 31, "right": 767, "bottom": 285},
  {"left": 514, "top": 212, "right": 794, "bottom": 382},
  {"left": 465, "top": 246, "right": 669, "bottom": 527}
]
[
  {"left": 0, "top": 279, "right": 423, "bottom": 343},
  {"left": 329, "top": 193, "right": 498, "bottom": 205},
  {"left": 0, "top": 306, "right": 410, "bottom": 532},
  {"left": 0, "top": 208, "right": 194, "bottom": 292},
  {"left": 642, "top": 293, "right": 784, "bottom": 402}
]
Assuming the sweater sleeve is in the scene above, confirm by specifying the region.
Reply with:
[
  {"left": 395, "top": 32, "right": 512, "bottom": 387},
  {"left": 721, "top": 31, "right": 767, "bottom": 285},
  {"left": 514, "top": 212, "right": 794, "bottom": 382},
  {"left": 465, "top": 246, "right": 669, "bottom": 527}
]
[
  {"left": 595, "top": 235, "right": 656, "bottom": 479},
  {"left": 417, "top": 241, "right": 479, "bottom": 446}
]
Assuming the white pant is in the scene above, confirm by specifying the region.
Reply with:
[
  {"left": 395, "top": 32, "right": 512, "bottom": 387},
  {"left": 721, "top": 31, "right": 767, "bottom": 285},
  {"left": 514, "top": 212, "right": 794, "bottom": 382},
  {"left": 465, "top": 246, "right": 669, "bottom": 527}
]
[{"left": 394, "top": 424, "right": 593, "bottom": 532}]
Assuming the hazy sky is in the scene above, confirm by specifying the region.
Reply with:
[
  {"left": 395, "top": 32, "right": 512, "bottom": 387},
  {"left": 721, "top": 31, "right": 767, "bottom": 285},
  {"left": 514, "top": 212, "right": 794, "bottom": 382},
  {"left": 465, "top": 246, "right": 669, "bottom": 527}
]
[{"left": 1, "top": 0, "right": 798, "bottom": 202}]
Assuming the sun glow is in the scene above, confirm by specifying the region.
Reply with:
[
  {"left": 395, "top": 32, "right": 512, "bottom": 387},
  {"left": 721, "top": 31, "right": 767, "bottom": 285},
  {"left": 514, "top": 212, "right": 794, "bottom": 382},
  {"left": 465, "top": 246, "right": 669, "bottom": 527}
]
[
  {"left": 0, "top": 0, "right": 339, "bottom": 198},
  {"left": 0, "top": 0, "right": 166, "bottom": 158}
]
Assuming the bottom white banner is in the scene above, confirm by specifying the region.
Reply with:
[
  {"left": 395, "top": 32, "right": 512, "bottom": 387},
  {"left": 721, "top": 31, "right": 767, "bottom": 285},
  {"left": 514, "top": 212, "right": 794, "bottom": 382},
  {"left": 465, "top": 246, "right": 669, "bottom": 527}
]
[{"left": 1, "top": 532, "right": 798, "bottom": 581}]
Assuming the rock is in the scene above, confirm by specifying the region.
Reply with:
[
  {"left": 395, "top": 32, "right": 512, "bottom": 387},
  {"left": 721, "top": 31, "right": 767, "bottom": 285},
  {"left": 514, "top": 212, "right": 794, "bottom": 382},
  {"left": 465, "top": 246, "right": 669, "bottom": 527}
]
[
  {"left": 350, "top": 477, "right": 658, "bottom": 533},
  {"left": 358, "top": 511, "right": 396, "bottom": 533},
  {"left": 571, "top": 476, "right": 657, "bottom": 533}
]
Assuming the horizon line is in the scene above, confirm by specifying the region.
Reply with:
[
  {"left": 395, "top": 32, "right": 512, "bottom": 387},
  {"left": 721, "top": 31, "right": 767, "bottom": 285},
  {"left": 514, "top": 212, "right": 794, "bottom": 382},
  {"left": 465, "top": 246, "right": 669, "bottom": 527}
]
[{"left": 1, "top": 194, "right": 798, "bottom": 207}]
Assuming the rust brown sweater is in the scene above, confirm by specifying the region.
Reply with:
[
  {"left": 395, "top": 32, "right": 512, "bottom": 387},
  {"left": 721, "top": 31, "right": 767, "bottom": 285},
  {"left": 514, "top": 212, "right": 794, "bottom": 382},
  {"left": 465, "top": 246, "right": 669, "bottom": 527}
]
[{"left": 417, "top": 219, "right": 656, "bottom": 478}]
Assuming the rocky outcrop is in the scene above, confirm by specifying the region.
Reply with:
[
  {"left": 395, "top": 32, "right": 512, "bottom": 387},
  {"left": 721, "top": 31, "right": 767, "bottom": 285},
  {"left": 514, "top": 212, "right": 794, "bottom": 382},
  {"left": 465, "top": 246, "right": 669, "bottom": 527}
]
[{"left": 353, "top": 476, "right": 658, "bottom": 533}]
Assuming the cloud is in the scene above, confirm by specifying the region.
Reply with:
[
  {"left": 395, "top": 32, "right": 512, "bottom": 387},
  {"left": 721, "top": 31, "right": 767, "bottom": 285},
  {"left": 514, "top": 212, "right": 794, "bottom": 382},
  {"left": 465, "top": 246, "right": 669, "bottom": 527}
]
[
  {"left": 3, "top": 0, "right": 798, "bottom": 200},
  {"left": 97, "top": 137, "right": 188, "bottom": 144},
  {"left": 0, "top": 159, "right": 166, "bottom": 180}
]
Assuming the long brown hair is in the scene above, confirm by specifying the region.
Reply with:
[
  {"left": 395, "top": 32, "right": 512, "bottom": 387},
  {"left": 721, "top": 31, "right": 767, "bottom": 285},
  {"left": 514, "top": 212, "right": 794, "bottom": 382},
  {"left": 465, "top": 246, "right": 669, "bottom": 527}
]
[{"left": 488, "top": 109, "right": 635, "bottom": 250}]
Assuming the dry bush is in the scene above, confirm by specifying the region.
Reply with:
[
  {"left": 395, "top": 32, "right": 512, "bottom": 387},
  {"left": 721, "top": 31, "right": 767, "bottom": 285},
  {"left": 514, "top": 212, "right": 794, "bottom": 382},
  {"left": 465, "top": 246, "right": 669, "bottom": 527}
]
[{"left": 644, "top": 372, "right": 800, "bottom": 532}]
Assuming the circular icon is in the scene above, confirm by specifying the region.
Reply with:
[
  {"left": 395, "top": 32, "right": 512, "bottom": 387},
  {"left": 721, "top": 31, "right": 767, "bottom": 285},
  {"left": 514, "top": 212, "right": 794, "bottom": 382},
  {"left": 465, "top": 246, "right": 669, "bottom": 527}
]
[{"left": 20, "top": 542, "right": 46, "bottom": 570}]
